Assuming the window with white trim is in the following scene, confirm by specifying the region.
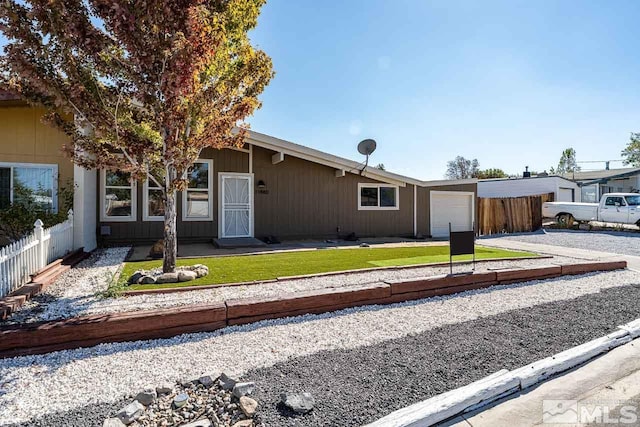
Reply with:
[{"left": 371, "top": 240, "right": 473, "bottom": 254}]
[
  {"left": 0, "top": 163, "right": 58, "bottom": 212},
  {"left": 182, "top": 159, "right": 213, "bottom": 221},
  {"left": 143, "top": 174, "right": 165, "bottom": 221},
  {"left": 358, "top": 183, "right": 399, "bottom": 210},
  {"left": 101, "top": 169, "right": 137, "bottom": 221}
]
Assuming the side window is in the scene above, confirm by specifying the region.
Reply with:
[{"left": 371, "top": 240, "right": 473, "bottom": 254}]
[
  {"left": 625, "top": 195, "right": 640, "bottom": 206},
  {"left": 605, "top": 197, "right": 625, "bottom": 207}
]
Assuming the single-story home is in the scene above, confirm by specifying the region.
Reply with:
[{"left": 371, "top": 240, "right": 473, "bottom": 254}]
[
  {"left": 0, "top": 95, "right": 478, "bottom": 250},
  {"left": 562, "top": 168, "right": 640, "bottom": 203},
  {"left": 478, "top": 175, "right": 580, "bottom": 202}
]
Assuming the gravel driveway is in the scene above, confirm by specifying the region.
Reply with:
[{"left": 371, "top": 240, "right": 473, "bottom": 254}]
[
  {"left": 1, "top": 269, "right": 637, "bottom": 426},
  {"left": 483, "top": 229, "right": 640, "bottom": 257}
]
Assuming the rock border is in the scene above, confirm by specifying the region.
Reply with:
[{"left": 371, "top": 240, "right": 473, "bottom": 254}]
[
  {"left": 365, "top": 320, "right": 639, "bottom": 427},
  {"left": 0, "top": 261, "right": 627, "bottom": 359}
]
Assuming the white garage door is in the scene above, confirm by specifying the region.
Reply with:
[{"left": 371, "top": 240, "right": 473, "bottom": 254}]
[
  {"left": 430, "top": 191, "right": 475, "bottom": 238},
  {"left": 557, "top": 187, "right": 575, "bottom": 202}
]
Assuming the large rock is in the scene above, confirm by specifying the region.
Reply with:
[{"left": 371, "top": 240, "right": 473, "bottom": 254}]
[
  {"left": 156, "top": 272, "right": 179, "bottom": 284},
  {"left": 116, "top": 401, "right": 145, "bottom": 425},
  {"left": 181, "top": 419, "right": 212, "bottom": 427},
  {"left": 178, "top": 270, "right": 198, "bottom": 282},
  {"left": 231, "top": 421, "right": 253, "bottom": 427},
  {"left": 232, "top": 382, "right": 255, "bottom": 398},
  {"left": 128, "top": 271, "right": 144, "bottom": 285},
  {"left": 199, "top": 373, "right": 219, "bottom": 388},
  {"left": 156, "top": 382, "right": 174, "bottom": 395},
  {"left": 280, "top": 392, "right": 315, "bottom": 414},
  {"left": 219, "top": 372, "right": 238, "bottom": 391},
  {"left": 139, "top": 275, "right": 156, "bottom": 285},
  {"left": 239, "top": 396, "right": 258, "bottom": 417},
  {"left": 103, "top": 418, "right": 126, "bottom": 427},
  {"left": 135, "top": 388, "right": 157, "bottom": 406},
  {"left": 173, "top": 393, "right": 189, "bottom": 409}
]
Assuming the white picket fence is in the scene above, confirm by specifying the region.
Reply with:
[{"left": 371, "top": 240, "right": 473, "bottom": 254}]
[{"left": 0, "top": 210, "right": 74, "bottom": 298}]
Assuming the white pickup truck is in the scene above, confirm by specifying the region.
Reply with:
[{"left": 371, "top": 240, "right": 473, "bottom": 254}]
[{"left": 542, "top": 193, "right": 640, "bottom": 227}]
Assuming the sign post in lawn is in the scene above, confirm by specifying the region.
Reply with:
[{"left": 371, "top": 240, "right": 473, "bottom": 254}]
[{"left": 449, "top": 222, "right": 476, "bottom": 275}]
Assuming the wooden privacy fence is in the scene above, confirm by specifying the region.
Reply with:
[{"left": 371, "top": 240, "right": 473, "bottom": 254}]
[
  {"left": 479, "top": 193, "right": 554, "bottom": 235},
  {"left": 0, "top": 210, "right": 74, "bottom": 298}
]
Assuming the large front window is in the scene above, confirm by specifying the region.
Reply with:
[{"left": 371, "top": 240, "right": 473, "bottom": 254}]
[
  {"left": 101, "top": 169, "right": 136, "bottom": 221},
  {"left": 0, "top": 163, "right": 57, "bottom": 211},
  {"left": 143, "top": 174, "right": 165, "bottom": 221},
  {"left": 358, "top": 183, "right": 399, "bottom": 210},
  {"left": 183, "top": 159, "right": 213, "bottom": 221}
]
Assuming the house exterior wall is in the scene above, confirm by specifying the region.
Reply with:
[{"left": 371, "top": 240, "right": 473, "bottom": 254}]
[
  {"left": 99, "top": 147, "right": 248, "bottom": 244},
  {"left": 416, "top": 183, "right": 478, "bottom": 237},
  {"left": 478, "top": 177, "right": 580, "bottom": 201},
  {"left": 252, "top": 146, "right": 415, "bottom": 240},
  {"left": 598, "top": 175, "right": 640, "bottom": 195},
  {"left": 0, "top": 105, "right": 74, "bottom": 194}
]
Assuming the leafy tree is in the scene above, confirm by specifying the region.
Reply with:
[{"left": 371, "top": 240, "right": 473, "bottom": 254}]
[
  {"left": 445, "top": 156, "right": 479, "bottom": 179},
  {"left": 374, "top": 163, "right": 386, "bottom": 170},
  {"left": 0, "top": 0, "right": 274, "bottom": 272},
  {"left": 622, "top": 133, "right": 640, "bottom": 166},
  {"left": 553, "top": 148, "right": 581, "bottom": 174},
  {"left": 475, "top": 168, "right": 507, "bottom": 179}
]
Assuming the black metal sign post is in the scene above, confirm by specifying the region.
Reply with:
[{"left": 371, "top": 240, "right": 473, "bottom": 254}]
[{"left": 449, "top": 222, "right": 476, "bottom": 275}]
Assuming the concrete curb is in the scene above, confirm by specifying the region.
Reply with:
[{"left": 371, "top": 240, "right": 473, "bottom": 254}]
[{"left": 366, "top": 319, "right": 640, "bottom": 427}]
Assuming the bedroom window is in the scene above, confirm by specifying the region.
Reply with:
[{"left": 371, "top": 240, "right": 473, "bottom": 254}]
[
  {"left": 358, "top": 183, "right": 399, "bottom": 210},
  {"left": 143, "top": 174, "right": 165, "bottom": 221},
  {"left": 0, "top": 163, "right": 57, "bottom": 211},
  {"left": 182, "top": 159, "right": 213, "bottom": 221},
  {"left": 101, "top": 169, "right": 137, "bottom": 221}
]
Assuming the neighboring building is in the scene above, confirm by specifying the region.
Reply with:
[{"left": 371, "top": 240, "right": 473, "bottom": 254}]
[
  {"left": 562, "top": 168, "right": 640, "bottom": 203},
  {"left": 478, "top": 175, "right": 580, "bottom": 202},
  {"left": 0, "top": 97, "right": 478, "bottom": 246}
]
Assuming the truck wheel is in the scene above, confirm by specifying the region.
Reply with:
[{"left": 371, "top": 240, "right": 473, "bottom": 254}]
[{"left": 557, "top": 214, "right": 575, "bottom": 228}]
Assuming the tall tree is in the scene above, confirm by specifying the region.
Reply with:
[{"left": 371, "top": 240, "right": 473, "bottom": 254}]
[
  {"left": 622, "top": 133, "right": 640, "bottom": 167},
  {"left": 445, "top": 156, "right": 479, "bottom": 179},
  {"left": 554, "top": 148, "right": 581, "bottom": 175},
  {"left": 374, "top": 163, "right": 385, "bottom": 171},
  {"left": 0, "top": 0, "right": 274, "bottom": 273},
  {"left": 474, "top": 168, "right": 508, "bottom": 179}
]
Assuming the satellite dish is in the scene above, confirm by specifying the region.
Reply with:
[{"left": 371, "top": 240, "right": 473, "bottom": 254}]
[
  {"left": 357, "top": 139, "right": 377, "bottom": 156},
  {"left": 357, "top": 139, "right": 377, "bottom": 175}
]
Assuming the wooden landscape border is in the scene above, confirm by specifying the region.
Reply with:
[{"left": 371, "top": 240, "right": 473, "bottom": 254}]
[{"left": 0, "top": 260, "right": 627, "bottom": 359}]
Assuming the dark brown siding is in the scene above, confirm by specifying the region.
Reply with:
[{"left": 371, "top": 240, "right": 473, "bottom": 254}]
[
  {"left": 252, "top": 146, "right": 414, "bottom": 239},
  {"left": 99, "top": 148, "right": 248, "bottom": 245},
  {"left": 416, "top": 183, "right": 478, "bottom": 237}
]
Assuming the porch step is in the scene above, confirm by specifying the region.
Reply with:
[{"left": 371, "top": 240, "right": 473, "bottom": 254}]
[{"left": 213, "top": 237, "right": 267, "bottom": 249}]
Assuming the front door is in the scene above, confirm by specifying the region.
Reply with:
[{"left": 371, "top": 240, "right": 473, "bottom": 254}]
[
  {"left": 220, "top": 173, "right": 253, "bottom": 238},
  {"left": 600, "top": 195, "right": 629, "bottom": 224}
]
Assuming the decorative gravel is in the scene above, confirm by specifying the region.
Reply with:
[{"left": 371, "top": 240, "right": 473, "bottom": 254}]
[
  {"left": 248, "top": 284, "right": 640, "bottom": 426},
  {"left": 2, "top": 247, "right": 130, "bottom": 325},
  {"left": 486, "top": 229, "right": 640, "bottom": 257},
  {"left": 0, "top": 270, "right": 637, "bottom": 425},
  {"left": 2, "top": 248, "right": 580, "bottom": 323}
]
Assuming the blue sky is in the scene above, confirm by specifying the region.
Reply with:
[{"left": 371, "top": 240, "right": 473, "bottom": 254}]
[{"left": 247, "top": 0, "right": 640, "bottom": 180}]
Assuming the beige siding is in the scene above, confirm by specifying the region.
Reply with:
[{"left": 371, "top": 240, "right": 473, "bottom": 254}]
[{"left": 0, "top": 105, "right": 74, "bottom": 194}]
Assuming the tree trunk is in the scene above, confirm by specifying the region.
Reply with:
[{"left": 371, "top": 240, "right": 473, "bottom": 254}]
[{"left": 163, "top": 165, "right": 178, "bottom": 273}]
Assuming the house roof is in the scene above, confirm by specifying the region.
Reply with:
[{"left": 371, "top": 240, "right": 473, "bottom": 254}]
[
  {"left": 479, "top": 175, "right": 577, "bottom": 185},
  {"left": 562, "top": 167, "right": 640, "bottom": 184},
  {"left": 246, "top": 130, "right": 477, "bottom": 188}
]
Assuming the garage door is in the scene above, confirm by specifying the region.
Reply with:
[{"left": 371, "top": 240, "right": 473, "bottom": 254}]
[
  {"left": 430, "top": 191, "right": 475, "bottom": 238},
  {"left": 557, "top": 187, "right": 575, "bottom": 202}
]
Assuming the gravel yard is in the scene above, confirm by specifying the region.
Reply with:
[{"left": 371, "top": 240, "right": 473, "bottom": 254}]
[
  {"left": 3, "top": 246, "right": 578, "bottom": 324},
  {"left": 0, "top": 269, "right": 637, "bottom": 426},
  {"left": 487, "top": 229, "right": 640, "bottom": 257}
]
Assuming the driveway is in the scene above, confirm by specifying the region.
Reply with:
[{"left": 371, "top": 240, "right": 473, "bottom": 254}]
[{"left": 482, "top": 229, "right": 640, "bottom": 257}]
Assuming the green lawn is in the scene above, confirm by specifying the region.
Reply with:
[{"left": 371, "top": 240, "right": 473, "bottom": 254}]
[{"left": 121, "top": 245, "right": 536, "bottom": 290}]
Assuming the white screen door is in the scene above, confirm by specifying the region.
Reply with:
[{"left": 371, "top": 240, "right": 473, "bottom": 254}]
[{"left": 220, "top": 174, "right": 253, "bottom": 238}]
